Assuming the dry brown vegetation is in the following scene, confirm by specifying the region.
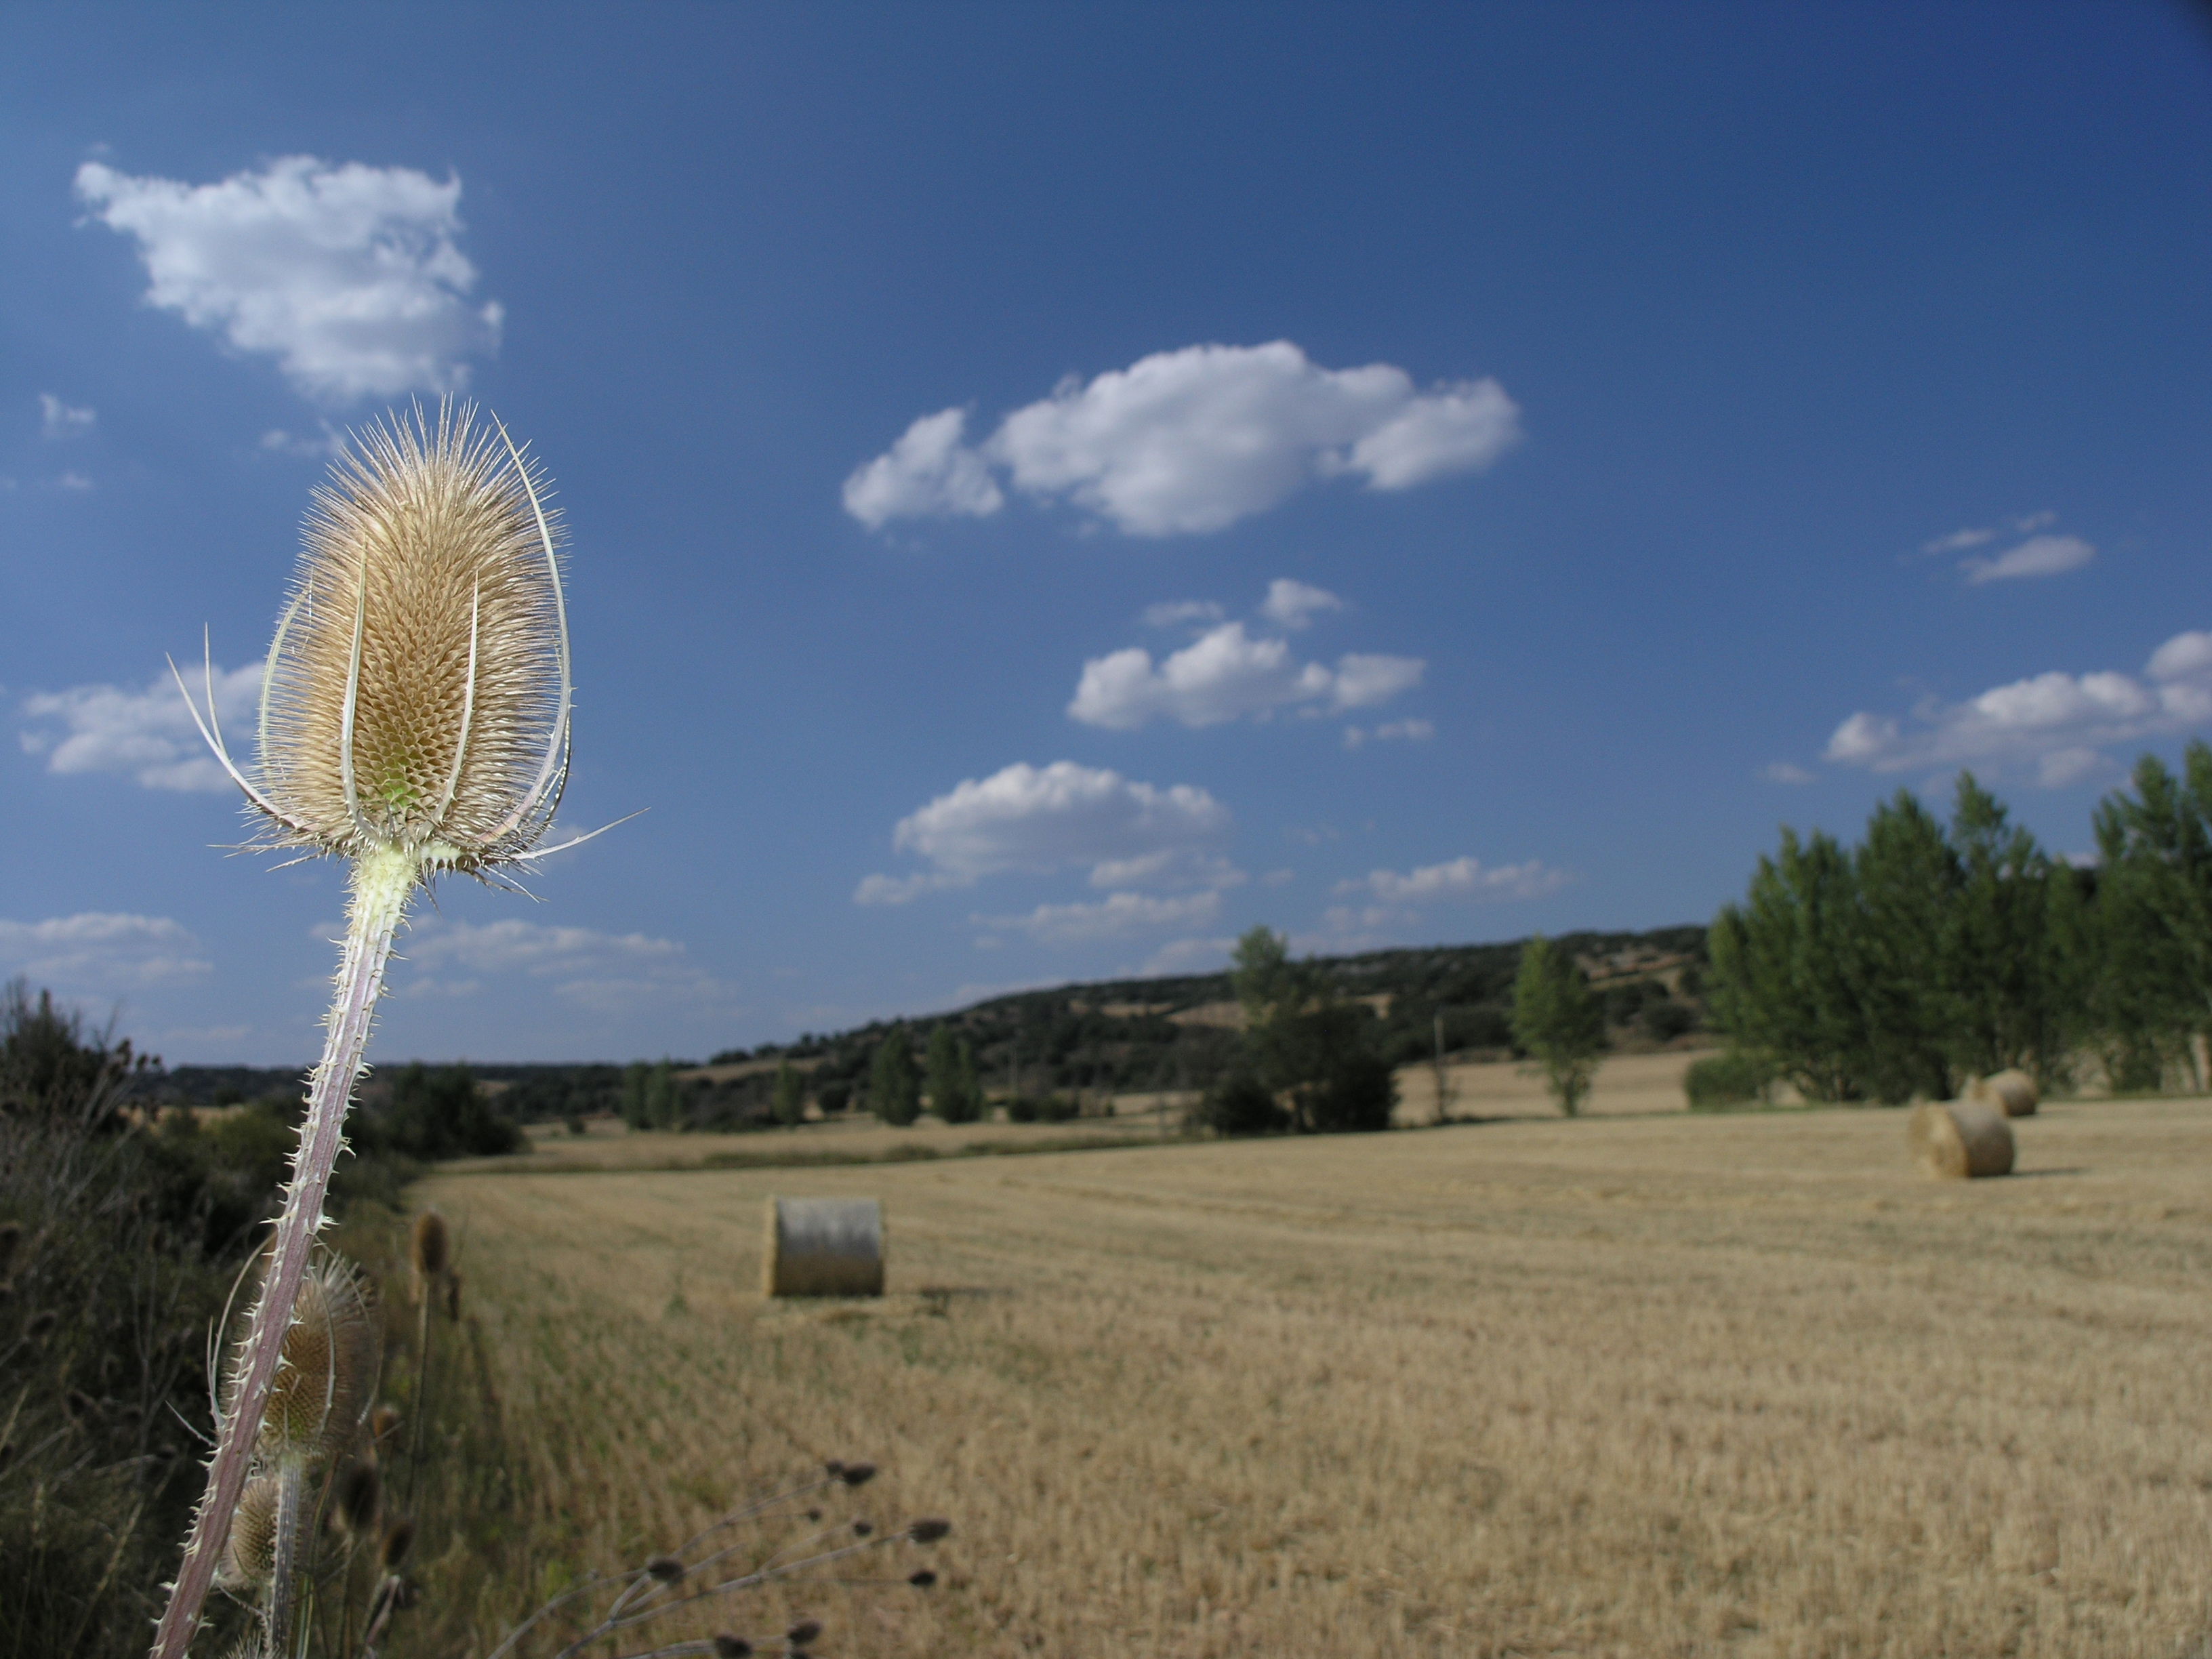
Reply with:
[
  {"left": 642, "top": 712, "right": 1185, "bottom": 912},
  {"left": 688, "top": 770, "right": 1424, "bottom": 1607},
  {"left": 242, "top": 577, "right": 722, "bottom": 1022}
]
[{"left": 403, "top": 1097, "right": 2212, "bottom": 1658}]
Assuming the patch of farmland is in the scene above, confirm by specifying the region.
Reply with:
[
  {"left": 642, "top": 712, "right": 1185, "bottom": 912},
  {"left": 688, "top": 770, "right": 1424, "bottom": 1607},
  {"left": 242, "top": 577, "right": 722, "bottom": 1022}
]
[{"left": 419, "top": 1099, "right": 2212, "bottom": 1658}]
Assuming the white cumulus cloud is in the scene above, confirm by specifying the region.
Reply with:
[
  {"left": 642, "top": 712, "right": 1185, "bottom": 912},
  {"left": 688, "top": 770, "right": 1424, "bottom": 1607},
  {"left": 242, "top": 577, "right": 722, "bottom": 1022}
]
[
  {"left": 1824, "top": 628, "right": 2212, "bottom": 783},
  {"left": 972, "top": 889, "right": 1223, "bottom": 945},
  {"left": 855, "top": 760, "right": 1230, "bottom": 902},
  {"left": 1962, "top": 533, "right": 2096, "bottom": 585},
  {"left": 1068, "top": 622, "right": 1422, "bottom": 731},
  {"left": 20, "top": 663, "right": 261, "bottom": 792},
  {"left": 840, "top": 407, "right": 1005, "bottom": 528},
  {"left": 1258, "top": 578, "right": 1344, "bottom": 629},
  {"left": 76, "top": 156, "right": 501, "bottom": 402},
  {"left": 1336, "top": 855, "right": 1568, "bottom": 905},
  {"left": 0, "top": 912, "right": 211, "bottom": 990},
  {"left": 39, "top": 394, "right": 95, "bottom": 438},
  {"left": 844, "top": 340, "right": 1519, "bottom": 536}
]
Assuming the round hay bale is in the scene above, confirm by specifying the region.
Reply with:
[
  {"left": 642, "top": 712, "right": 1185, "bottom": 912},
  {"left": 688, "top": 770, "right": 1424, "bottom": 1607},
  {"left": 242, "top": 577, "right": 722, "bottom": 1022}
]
[
  {"left": 1908, "top": 1099, "right": 2015, "bottom": 1180},
  {"left": 1969, "top": 1067, "right": 2039, "bottom": 1118},
  {"left": 763, "top": 1197, "right": 884, "bottom": 1297}
]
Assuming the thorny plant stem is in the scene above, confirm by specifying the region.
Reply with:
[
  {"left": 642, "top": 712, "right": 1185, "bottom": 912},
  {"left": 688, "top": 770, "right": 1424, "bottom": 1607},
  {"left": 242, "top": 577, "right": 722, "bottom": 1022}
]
[
  {"left": 268, "top": 1460, "right": 306, "bottom": 1658},
  {"left": 405, "top": 1275, "right": 436, "bottom": 1511},
  {"left": 150, "top": 845, "right": 417, "bottom": 1659}
]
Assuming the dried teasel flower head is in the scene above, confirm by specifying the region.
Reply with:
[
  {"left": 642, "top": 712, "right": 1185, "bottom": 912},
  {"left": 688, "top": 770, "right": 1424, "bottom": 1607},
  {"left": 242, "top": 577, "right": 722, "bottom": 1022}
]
[
  {"left": 379, "top": 1515, "right": 417, "bottom": 1572},
  {"left": 217, "top": 1475, "right": 284, "bottom": 1589},
  {"left": 645, "top": 1555, "right": 686, "bottom": 1584},
  {"left": 410, "top": 1210, "right": 450, "bottom": 1281},
  {"left": 176, "top": 401, "right": 607, "bottom": 882},
  {"left": 228, "top": 1249, "right": 380, "bottom": 1464},
  {"left": 785, "top": 1618, "right": 823, "bottom": 1647},
  {"left": 335, "top": 1456, "right": 382, "bottom": 1540},
  {"left": 712, "top": 1637, "right": 754, "bottom": 1659}
]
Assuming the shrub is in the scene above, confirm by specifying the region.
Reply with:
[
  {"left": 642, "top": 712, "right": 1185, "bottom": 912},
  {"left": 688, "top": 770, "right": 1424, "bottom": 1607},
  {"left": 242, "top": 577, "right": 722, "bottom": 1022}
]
[
  {"left": 1685, "top": 1049, "right": 1778, "bottom": 1111},
  {"left": 1195, "top": 1073, "right": 1288, "bottom": 1136},
  {"left": 1307, "top": 1049, "right": 1397, "bottom": 1133}
]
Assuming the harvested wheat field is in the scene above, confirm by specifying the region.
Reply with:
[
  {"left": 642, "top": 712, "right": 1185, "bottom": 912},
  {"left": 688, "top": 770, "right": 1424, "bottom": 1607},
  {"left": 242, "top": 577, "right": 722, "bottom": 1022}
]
[{"left": 415, "top": 1099, "right": 2212, "bottom": 1658}]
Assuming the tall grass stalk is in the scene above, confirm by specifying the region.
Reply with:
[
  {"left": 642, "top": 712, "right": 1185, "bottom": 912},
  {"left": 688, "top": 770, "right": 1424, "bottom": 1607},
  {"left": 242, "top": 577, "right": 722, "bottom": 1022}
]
[{"left": 150, "top": 403, "right": 608, "bottom": 1658}]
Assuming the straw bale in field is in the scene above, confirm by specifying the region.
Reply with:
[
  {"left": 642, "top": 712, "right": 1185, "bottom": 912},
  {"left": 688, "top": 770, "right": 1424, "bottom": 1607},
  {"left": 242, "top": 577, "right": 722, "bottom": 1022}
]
[
  {"left": 1908, "top": 1099, "right": 2015, "bottom": 1180},
  {"left": 1967, "top": 1068, "right": 2039, "bottom": 1118},
  {"left": 763, "top": 1196, "right": 884, "bottom": 1296}
]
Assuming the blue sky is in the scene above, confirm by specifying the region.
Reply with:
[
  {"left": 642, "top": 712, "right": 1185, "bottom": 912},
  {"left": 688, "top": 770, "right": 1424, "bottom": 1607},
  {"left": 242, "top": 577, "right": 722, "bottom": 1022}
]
[{"left": 3, "top": 3, "right": 2207, "bottom": 1063}]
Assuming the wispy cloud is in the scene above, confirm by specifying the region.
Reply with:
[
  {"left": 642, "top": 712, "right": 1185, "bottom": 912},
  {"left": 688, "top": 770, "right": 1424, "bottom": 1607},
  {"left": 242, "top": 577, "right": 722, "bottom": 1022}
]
[
  {"left": 39, "top": 394, "right": 95, "bottom": 438},
  {"left": 844, "top": 340, "right": 1519, "bottom": 535},
  {"left": 972, "top": 889, "right": 1223, "bottom": 945},
  {"left": 1761, "top": 761, "right": 1815, "bottom": 784},
  {"left": 396, "top": 917, "right": 731, "bottom": 1012},
  {"left": 76, "top": 156, "right": 501, "bottom": 402},
  {"left": 1343, "top": 718, "right": 1434, "bottom": 750},
  {"left": 0, "top": 912, "right": 211, "bottom": 991},
  {"left": 1069, "top": 622, "right": 1422, "bottom": 730},
  {"left": 1961, "top": 533, "right": 2096, "bottom": 585},
  {"left": 1334, "top": 855, "right": 1568, "bottom": 905},
  {"left": 855, "top": 760, "right": 1231, "bottom": 903},
  {"left": 1141, "top": 598, "right": 1225, "bottom": 630},
  {"left": 20, "top": 663, "right": 260, "bottom": 792},
  {"left": 1825, "top": 627, "right": 2212, "bottom": 785}
]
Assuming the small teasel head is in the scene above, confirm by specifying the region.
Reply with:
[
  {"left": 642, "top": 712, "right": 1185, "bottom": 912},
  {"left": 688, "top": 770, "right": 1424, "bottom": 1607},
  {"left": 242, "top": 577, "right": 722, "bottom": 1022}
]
[
  {"left": 217, "top": 1475, "right": 284, "bottom": 1589},
  {"left": 232, "top": 1248, "right": 380, "bottom": 1465},
  {"left": 836, "top": 1460, "right": 876, "bottom": 1488},
  {"left": 379, "top": 1515, "right": 417, "bottom": 1572},
  {"left": 644, "top": 1555, "right": 685, "bottom": 1584},
  {"left": 906, "top": 1517, "right": 952, "bottom": 1544},
  {"left": 410, "top": 1210, "right": 450, "bottom": 1284},
  {"left": 712, "top": 1637, "right": 754, "bottom": 1659},
  {"left": 785, "top": 1618, "right": 823, "bottom": 1647},
  {"left": 335, "top": 1456, "right": 382, "bottom": 1540},
  {"left": 248, "top": 401, "right": 573, "bottom": 875},
  {"left": 369, "top": 1404, "right": 401, "bottom": 1446},
  {"left": 907, "top": 1569, "right": 938, "bottom": 1589}
]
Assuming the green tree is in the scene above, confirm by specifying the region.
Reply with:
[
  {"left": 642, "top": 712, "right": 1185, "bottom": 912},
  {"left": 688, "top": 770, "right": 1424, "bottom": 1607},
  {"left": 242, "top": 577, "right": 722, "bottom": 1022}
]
[
  {"left": 869, "top": 1028, "right": 921, "bottom": 1126},
  {"left": 925, "top": 1025, "right": 980, "bottom": 1122},
  {"left": 1227, "top": 926, "right": 1395, "bottom": 1132},
  {"left": 1852, "top": 790, "right": 1959, "bottom": 1102},
  {"left": 1946, "top": 773, "right": 2068, "bottom": 1083},
  {"left": 1708, "top": 827, "right": 1870, "bottom": 1101},
  {"left": 1511, "top": 935, "right": 1604, "bottom": 1115},
  {"left": 772, "top": 1057, "right": 805, "bottom": 1128},
  {"left": 382, "top": 1063, "right": 524, "bottom": 1159}
]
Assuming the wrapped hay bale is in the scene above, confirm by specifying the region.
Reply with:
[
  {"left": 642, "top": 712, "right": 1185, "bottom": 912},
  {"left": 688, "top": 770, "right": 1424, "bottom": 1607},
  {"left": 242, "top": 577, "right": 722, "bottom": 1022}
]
[
  {"left": 1908, "top": 1099, "right": 2015, "bottom": 1180},
  {"left": 763, "top": 1197, "right": 884, "bottom": 1296},
  {"left": 1968, "top": 1067, "right": 2039, "bottom": 1118}
]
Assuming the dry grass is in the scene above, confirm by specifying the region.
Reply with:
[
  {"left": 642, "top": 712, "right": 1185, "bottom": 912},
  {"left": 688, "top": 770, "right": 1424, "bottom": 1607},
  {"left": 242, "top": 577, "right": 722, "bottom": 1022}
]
[{"left": 411, "top": 1098, "right": 2212, "bottom": 1658}]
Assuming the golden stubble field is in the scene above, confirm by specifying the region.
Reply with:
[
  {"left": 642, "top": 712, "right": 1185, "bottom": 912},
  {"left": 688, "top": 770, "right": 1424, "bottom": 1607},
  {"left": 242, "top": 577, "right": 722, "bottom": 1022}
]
[{"left": 416, "top": 1097, "right": 2212, "bottom": 1659}]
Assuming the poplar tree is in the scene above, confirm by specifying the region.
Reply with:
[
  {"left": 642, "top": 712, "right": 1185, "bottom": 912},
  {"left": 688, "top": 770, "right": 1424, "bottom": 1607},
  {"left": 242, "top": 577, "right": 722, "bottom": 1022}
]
[{"left": 1511, "top": 935, "right": 1605, "bottom": 1115}]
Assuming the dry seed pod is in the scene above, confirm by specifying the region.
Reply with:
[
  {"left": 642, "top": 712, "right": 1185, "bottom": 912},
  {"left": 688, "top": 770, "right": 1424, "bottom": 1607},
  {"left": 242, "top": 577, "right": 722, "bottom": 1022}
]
[
  {"left": 645, "top": 1555, "right": 685, "bottom": 1584},
  {"left": 906, "top": 1517, "right": 952, "bottom": 1544},
  {"left": 712, "top": 1638, "right": 754, "bottom": 1658},
  {"left": 410, "top": 1210, "right": 450, "bottom": 1282},
  {"left": 231, "top": 1250, "right": 381, "bottom": 1463},
  {"left": 218, "top": 1476, "right": 284, "bottom": 1589},
  {"left": 369, "top": 1404, "right": 401, "bottom": 1445},
  {"left": 249, "top": 403, "right": 572, "bottom": 872},
  {"left": 785, "top": 1619, "right": 823, "bottom": 1646},
  {"left": 335, "top": 1456, "right": 381, "bottom": 1539},
  {"left": 380, "top": 1515, "right": 417, "bottom": 1572}
]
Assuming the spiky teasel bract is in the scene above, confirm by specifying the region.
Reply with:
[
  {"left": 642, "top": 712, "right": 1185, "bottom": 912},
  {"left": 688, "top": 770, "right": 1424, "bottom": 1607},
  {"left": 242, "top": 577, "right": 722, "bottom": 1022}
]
[{"left": 224, "top": 1248, "right": 380, "bottom": 1465}]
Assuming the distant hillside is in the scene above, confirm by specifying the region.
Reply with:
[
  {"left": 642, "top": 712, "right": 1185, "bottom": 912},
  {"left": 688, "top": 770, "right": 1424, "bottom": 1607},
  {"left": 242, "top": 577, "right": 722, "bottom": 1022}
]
[{"left": 146, "top": 924, "right": 1708, "bottom": 1122}]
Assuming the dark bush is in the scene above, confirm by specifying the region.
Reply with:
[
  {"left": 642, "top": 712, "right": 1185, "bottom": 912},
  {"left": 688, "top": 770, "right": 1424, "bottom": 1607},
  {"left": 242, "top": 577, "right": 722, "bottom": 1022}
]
[
  {"left": 1195, "top": 1073, "right": 1288, "bottom": 1136},
  {"left": 1306, "top": 1048, "right": 1397, "bottom": 1133},
  {"left": 371, "top": 1063, "right": 525, "bottom": 1159},
  {"left": 1640, "top": 1000, "right": 1698, "bottom": 1042}
]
